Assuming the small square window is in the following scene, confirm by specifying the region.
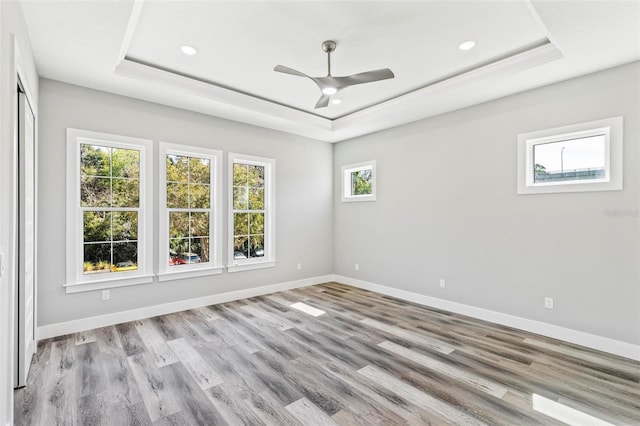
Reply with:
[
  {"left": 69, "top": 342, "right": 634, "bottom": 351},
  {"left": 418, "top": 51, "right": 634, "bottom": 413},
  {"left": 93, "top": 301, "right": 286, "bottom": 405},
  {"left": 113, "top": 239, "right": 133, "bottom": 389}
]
[
  {"left": 342, "top": 161, "right": 376, "bottom": 202},
  {"left": 517, "top": 117, "right": 623, "bottom": 194}
]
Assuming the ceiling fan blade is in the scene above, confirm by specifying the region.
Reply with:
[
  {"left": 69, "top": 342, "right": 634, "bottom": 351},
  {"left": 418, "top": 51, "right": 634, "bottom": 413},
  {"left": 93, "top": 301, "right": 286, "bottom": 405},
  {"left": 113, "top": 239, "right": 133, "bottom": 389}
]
[
  {"left": 314, "top": 94, "right": 330, "bottom": 109},
  {"left": 274, "top": 65, "right": 311, "bottom": 79},
  {"left": 277, "top": 41, "right": 394, "bottom": 108},
  {"left": 333, "top": 68, "right": 395, "bottom": 88}
]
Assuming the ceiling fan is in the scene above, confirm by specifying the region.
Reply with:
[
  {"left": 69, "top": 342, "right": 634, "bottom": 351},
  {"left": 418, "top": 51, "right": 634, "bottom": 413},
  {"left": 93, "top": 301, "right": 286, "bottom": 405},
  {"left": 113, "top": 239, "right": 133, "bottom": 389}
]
[{"left": 274, "top": 40, "right": 395, "bottom": 109}]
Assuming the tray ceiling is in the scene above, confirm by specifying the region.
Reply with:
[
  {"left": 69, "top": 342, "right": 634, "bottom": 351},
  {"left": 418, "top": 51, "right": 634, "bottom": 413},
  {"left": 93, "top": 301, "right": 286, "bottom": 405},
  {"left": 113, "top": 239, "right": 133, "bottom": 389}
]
[{"left": 21, "top": 0, "right": 640, "bottom": 142}]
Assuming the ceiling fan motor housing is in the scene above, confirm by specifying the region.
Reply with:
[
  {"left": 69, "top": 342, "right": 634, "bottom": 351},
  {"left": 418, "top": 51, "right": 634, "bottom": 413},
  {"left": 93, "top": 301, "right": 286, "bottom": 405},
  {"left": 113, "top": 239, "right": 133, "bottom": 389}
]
[{"left": 322, "top": 40, "right": 337, "bottom": 53}]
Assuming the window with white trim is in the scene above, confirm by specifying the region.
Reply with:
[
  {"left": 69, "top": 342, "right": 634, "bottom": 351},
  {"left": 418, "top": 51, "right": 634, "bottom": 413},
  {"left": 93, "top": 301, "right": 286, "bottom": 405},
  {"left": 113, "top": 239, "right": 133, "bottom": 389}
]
[
  {"left": 65, "top": 129, "right": 153, "bottom": 293},
  {"left": 228, "top": 153, "right": 276, "bottom": 272},
  {"left": 342, "top": 160, "right": 376, "bottom": 202},
  {"left": 517, "top": 117, "right": 623, "bottom": 194},
  {"left": 158, "top": 143, "right": 223, "bottom": 281}
]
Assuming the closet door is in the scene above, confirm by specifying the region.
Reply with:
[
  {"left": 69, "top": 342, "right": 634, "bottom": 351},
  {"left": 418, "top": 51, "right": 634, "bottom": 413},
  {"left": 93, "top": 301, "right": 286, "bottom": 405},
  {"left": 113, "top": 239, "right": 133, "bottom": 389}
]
[{"left": 16, "top": 90, "right": 35, "bottom": 388}]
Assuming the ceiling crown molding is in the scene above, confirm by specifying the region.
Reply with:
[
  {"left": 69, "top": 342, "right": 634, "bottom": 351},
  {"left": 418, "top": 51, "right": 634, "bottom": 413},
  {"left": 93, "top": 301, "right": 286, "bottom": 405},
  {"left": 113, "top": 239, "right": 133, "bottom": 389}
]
[
  {"left": 333, "top": 40, "right": 563, "bottom": 136},
  {"left": 115, "top": 39, "right": 562, "bottom": 142}
]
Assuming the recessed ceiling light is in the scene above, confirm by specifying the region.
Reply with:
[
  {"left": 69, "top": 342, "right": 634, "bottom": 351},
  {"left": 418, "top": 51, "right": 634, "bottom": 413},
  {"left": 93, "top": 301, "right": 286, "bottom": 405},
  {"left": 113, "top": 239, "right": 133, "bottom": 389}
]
[
  {"left": 331, "top": 98, "right": 342, "bottom": 105},
  {"left": 458, "top": 40, "right": 476, "bottom": 51},
  {"left": 322, "top": 87, "right": 337, "bottom": 95},
  {"left": 180, "top": 45, "right": 198, "bottom": 55}
]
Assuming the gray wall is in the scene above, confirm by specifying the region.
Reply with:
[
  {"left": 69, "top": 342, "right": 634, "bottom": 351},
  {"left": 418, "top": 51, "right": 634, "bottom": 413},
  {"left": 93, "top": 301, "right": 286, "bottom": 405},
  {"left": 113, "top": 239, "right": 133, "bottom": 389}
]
[
  {"left": 39, "top": 62, "right": 639, "bottom": 347},
  {"left": 334, "top": 61, "right": 640, "bottom": 345},
  {"left": 38, "top": 79, "right": 333, "bottom": 326}
]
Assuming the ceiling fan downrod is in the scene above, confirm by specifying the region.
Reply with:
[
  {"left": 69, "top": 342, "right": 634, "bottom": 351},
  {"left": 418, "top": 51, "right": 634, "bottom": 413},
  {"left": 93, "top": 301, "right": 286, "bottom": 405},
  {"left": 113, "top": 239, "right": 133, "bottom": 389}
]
[{"left": 322, "top": 40, "right": 337, "bottom": 77}]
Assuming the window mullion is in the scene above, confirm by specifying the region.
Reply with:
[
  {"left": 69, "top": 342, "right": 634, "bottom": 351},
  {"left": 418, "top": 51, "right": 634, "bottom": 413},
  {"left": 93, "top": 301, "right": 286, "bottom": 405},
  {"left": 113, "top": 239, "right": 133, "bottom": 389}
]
[{"left": 82, "top": 206, "right": 140, "bottom": 212}]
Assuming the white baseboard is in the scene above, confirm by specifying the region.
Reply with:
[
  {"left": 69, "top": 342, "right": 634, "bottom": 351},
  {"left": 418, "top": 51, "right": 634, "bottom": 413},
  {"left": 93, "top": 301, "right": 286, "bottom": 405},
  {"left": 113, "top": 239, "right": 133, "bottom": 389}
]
[
  {"left": 37, "top": 273, "right": 640, "bottom": 361},
  {"left": 333, "top": 275, "right": 640, "bottom": 361},
  {"left": 38, "top": 275, "right": 333, "bottom": 340}
]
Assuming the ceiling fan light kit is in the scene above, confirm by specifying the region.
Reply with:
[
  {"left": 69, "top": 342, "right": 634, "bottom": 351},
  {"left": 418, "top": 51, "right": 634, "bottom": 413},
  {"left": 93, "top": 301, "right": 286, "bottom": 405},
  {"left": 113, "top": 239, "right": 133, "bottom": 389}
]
[{"left": 274, "top": 40, "right": 395, "bottom": 109}]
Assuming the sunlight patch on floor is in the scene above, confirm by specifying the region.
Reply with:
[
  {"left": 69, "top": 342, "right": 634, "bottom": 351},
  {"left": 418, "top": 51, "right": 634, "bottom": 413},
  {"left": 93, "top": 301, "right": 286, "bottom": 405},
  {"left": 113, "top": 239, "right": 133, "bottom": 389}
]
[
  {"left": 532, "top": 394, "right": 614, "bottom": 426},
  {"left": 290, "top": 302, "right": 325, "bottom": 317}
]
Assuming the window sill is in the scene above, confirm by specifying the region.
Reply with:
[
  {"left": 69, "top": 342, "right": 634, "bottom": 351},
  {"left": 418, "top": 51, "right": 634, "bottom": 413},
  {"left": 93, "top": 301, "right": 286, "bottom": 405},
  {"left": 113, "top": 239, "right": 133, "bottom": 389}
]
[
  {"left": 518, "top": 178, "right": 620, "bottom": 195},
  {"left": 226, "top": 260, "right": 277, "bottom": 273},
  {"left": 342, "top": 195, "right": 377, "bottom": 202},
  {"left": 64, "top": 275, "right": 154, "bottom": 294},
  {"left": 158, "top": 266, "right": 223, "bottom": 282}
]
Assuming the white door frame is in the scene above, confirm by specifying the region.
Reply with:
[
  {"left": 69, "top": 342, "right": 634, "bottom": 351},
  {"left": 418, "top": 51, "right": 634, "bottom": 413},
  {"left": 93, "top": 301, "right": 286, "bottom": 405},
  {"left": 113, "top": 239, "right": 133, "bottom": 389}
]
[
  {"left": 1, "top": 33, "right": 38, "bottom": 426},
  {"left": 12, "top": 37, "right": 38, "bottom": 387}
]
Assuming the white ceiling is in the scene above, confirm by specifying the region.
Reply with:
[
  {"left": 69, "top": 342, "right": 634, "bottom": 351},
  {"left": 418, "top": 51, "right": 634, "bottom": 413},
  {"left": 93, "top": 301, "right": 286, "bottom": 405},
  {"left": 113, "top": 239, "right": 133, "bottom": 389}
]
[{"left": 21, "top": 0, "right": 640, "bottom": 143}]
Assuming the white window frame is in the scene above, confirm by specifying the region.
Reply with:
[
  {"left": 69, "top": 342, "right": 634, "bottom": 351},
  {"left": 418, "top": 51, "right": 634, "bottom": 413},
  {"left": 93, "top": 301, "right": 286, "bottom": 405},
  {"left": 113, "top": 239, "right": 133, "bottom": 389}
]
[
  {"left": 342, "top": 160, "right": 377, "bottom": 202},
  {"left": 158, "top": 142, "right": 223, "bottom": 281},
  {"left": 517, "top": 117, "right": 623, "bottom": 195},
  {"left": 65, "top": 128, "right": 153, "bottom": 293},
  {"left": 227, "top": 153, "right": 276, "bottom": 272}
]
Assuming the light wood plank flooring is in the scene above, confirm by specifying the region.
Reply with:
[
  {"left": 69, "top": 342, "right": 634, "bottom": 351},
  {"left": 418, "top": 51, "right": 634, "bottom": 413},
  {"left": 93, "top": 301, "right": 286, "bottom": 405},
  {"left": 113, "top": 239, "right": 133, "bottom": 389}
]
[{"left": 14, "top": 282, "right": 640, "bottom": 425}]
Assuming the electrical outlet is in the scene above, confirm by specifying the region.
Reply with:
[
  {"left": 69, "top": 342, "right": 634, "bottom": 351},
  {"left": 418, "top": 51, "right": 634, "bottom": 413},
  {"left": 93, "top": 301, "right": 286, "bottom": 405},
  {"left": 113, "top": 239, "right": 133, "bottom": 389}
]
[
  {"left": 354, "top": 263, "right": 359, "bottom": 271},
  {"left": 439, "top": 279, "right": 446, "bottom": 288},
  {"left": 544, "top": 297, "right": 554, "bottom": 309},
  {"left": 296, "top": 263, "right": 302, "bottom": 271},
  {"left": 102, "top": 290, "right": 110, "bottom": 301}
]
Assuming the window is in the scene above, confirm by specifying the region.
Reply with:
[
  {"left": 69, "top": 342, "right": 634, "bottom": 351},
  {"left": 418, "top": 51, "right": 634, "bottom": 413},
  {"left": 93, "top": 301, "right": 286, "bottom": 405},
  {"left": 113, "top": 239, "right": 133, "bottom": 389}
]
[
  {"left": 228, "top": 153, "right": 276, "bottom": 272},
  {"left": 342, "top": 160, "right": 376, "bottom": 202},
  {"left": 158, "top": 143, "right": 222, "bottom": 281},
  {"left": 66, "top": 129, "right": 153, "bottom": 293},
  {"left": 517, "top": 117, "right": 623, "bottom": 194}
]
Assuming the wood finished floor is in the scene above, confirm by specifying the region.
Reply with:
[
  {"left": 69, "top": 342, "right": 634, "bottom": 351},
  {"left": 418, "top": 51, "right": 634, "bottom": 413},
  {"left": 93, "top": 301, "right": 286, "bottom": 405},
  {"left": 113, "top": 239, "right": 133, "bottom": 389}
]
[{"left": 14, "top": 282, "right": 640, "bottom": 425}]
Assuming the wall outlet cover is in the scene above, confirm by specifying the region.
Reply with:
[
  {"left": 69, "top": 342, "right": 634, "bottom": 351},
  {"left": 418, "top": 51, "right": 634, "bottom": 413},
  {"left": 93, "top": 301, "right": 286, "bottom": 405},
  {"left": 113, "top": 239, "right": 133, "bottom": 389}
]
[{"left": 544, "top": 297, "right": 554, "bottom": 309}]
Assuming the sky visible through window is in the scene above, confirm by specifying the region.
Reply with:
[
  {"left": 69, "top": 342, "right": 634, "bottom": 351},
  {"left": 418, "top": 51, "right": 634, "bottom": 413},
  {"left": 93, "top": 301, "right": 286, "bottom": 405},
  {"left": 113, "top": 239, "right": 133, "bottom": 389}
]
[{"left": 534, "top": 135, "right": 605, "bottom": 173}]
